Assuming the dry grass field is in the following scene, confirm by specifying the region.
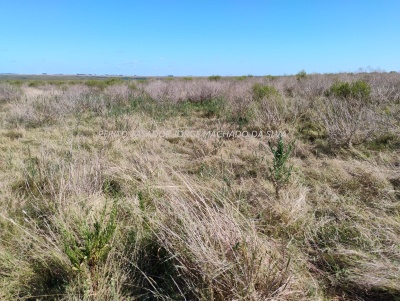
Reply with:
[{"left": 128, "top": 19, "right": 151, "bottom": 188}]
[{"left": 0, "top": 73, "right": 399, "bottom": 300}]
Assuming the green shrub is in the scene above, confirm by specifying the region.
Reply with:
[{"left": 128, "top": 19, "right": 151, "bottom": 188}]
[
  {"left": 193, "top": 98, "right": 225, "bottom": 118},
  {"left": 350, "top": 80, "right": 371, "bottom": 100},
  {"left": 85, "top": 78, "right": 123, "bottom": 90},
  {"left": 268, "top": 134, "right": 295, "bottom": 198},
  {"left": 325, "top": 80, "right": 371, "bottom": 100},
  {"left": 68, "top": 80, "right": 80, "bottom": 85},
  {"left": 296, "top": 69, "right": 307, "bottom": 80},
  {"left": 7, "top": 80, "right": 23, "bottom": 86},
  {"left": 47, "top": 80, "right": 66, "bottom": 86},
  {"left": 104, "top": 78, "right": 123, "bottom": 85},
  {"left": 208, "top": 75, "right": 221, "bottom": 81},
  {"left": 28, "top": 80, "right": 42, "bottom": 88},
  {"left": 265, "top": 75, "right": 278, "bottom": 81},
  {"left": 85, "top": 80, "right": 107, "bottom": 90},
  {"left": 252, "top": 83, "right": 280, "bottom": 101},
  {"left": 61, "top": 201, "right": 117, "bottom": 273}
]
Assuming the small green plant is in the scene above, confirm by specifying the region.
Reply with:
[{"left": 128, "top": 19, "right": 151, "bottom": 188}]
[
  {"left": 102, "top": 178, "right": 122, "bottom": 197},
  {"left": 268, "top": 134, "right": 295, "bottom": 198},
  {"left": 61, "top": 202, "right": 117, "bottom": 273}
]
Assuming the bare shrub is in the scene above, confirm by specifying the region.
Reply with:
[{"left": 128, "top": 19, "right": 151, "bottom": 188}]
[
  {"left": 143, "top": 79, "right": 228, "bottom": 103},
  {"left": 0, "top": 82, "right": 22, "bottom": 102},
  {"left": 367, "top": 72, "right": 400, "bottom": 103},
  {"left": 317, "top": 97, "right": 385, "bottom": 148},
  {"left": 251, "top": 94, "right": 286, "bottom": 130},
  {"left": 302, "top": 74, "right": 333, "bottom": 98},
  {"left": 7, "top": 95, "right": 63, "bottom": 127},
  {"left": 103, "top": 84, "right": 134, "bottom": 106},
  {"left": 186, "top": 79, "right": 228, "bottom": 103},
  {"left": 251, "top": 93, "right": 309, "bottom": 130},
  {"left": 59, "top": 85, "right": 108, "bottom": 114},
  {"left": 224, "top": 80, "right": 254, "bottom": 124},
  {"left": 7, "top": 85, "right": 110, "bottom": 127}
]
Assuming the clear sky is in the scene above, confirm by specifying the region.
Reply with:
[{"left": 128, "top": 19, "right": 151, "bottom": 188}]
[{"left": 1, "top": 0, "right": 399, "bottom": 76}]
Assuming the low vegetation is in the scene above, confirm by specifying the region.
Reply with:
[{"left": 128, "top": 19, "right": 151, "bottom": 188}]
[{"left": 0, "top": 72, "right": 399, "bottom": 300}]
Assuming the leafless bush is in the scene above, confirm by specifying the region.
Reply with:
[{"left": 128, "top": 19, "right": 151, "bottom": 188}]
[
  {"left": 318, "top": 97, "right": 384, "bottom": 147},
  {"left": 366, "top": 72, "right": 400, "bottom": 103},
  {"left": 7, "top": 85, "right": 109, "bottom": 127},
  {"left": 7, "top": 95, "right": 64, "bottom": 127},
  {"left": 224, "top": 81, "right": 254, "bottom": 122},
  {"left": 143, "top": 79, "right": 229, "bottom": 103},
  {"left": 186, "top": 79, "right": 227, "bottom": 102},
  {"left": 251, "top": 94, "right": 286, "bottom": 130},
  {"left": 142, "top": 80, "right": 175, "bottom": 102},
  {"left": 300, "top": 74, "right": 334, "bottom": 98},
  {"left": 270, "top": 74, "right": 333, "bottom": 100},
  {"left": 0, "top": 83, "right": 22, "bottom": 102},
  {"left": 59, "top": 85, "right": 108, "bottom": 114},
  {"left": 251, "top": 94, "right": 310, "bottom": 131},
  {"left": 103, "top": 84, "right": 142, "bottom": 108}
]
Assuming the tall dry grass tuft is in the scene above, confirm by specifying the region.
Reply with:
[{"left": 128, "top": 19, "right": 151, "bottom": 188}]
[{"left": 152, "top": 173, "right": 295, "bottom": 300}]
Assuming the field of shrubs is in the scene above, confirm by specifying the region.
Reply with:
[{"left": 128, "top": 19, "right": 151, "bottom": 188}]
[{"left": 0, "top": 72, "right": 399, "bottom": 300}]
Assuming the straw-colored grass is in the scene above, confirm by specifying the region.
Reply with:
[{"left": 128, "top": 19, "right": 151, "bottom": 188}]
[{"left": 0, "top": 73, "right": 399, "bottom": 300}]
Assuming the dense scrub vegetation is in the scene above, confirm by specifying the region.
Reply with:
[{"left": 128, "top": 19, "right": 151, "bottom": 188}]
[{"left": 0, "top": 72, "right": 399, "bottom": 300}]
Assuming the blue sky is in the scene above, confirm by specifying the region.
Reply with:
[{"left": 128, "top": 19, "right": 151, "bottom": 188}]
[{"left": 1, "top": 0, "right": 399, "bottom": 76}]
